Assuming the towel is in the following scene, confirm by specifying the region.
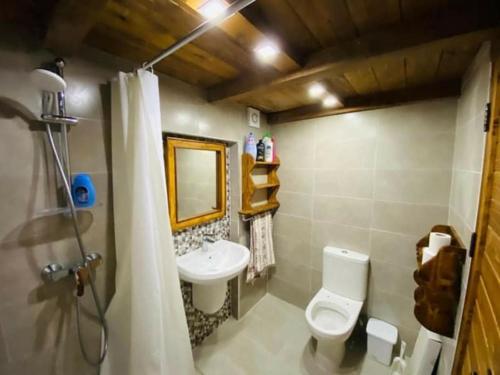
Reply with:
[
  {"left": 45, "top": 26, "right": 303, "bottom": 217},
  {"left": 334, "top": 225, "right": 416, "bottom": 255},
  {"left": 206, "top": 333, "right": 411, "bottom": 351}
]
[{"left": 246, "top": 211, "right": 275, "bottom": 283}]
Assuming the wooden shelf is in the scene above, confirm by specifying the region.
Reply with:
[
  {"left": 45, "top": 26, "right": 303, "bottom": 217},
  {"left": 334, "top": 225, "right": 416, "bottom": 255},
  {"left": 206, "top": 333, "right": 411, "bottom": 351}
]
[
  {"left": 254, "top": 182, "right": 280, "bottom": 189},
  {"left": 239, "top": 202, "right": 280, "bottom": 216},
  {"left": 240, "top": 154, "right": 280, "bottom": 217},
  {"left": 254, "top": 161, "right": 280, "bottom": 166}
]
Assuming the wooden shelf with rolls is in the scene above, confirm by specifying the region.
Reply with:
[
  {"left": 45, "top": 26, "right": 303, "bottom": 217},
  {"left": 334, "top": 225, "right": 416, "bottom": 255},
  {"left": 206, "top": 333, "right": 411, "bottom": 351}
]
[
  {"left": 413, "top": 224, "right": 466, "bottom": 337},
  {"left": 239, "top": 153, "right": 280, "bottom": 218}
]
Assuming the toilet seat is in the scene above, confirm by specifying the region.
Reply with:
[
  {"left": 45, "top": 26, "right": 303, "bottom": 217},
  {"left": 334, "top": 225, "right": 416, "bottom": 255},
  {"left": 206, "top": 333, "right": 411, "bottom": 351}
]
[{"left": 305, "top": 288, "right": 362, "bottom": 342}]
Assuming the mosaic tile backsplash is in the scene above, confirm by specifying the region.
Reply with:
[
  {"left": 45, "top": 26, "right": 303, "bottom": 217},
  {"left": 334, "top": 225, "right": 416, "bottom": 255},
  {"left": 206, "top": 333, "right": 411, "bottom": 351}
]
[{"left": 172, "top": 140, "right": 232, "bottom": 346}]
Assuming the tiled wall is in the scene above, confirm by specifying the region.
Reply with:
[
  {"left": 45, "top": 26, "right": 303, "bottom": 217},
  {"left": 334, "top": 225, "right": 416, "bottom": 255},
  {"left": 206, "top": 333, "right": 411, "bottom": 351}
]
[
  {"left": 172, "top": 143, "right": 232, "bottom": 346},
  {"left": 158, "top": 77, "right": 271, "bottom": 316},
  {"left": 0, "top": 33, "right": 269, "bottom": 374},
  {"left": 0, "top": 39, "right": 116, "bottom": 374},
  {"left": 438, "top": 43, "right": 491, "bottom": 375},
  {"left": 270, "top": 99, "right": 458, "bottom": 350}
]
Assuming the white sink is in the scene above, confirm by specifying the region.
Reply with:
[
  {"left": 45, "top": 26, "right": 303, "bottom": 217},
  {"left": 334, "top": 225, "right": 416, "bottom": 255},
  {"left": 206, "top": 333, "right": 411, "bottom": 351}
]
[{"left": 176, "top": 239, "right": 250, "bottom": 314}]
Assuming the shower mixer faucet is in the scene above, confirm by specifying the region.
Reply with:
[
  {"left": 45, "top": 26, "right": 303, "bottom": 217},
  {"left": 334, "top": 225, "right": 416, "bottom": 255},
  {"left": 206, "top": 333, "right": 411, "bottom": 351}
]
[{"left": 41, "top": 252, "right": 103, "bottom": 283}]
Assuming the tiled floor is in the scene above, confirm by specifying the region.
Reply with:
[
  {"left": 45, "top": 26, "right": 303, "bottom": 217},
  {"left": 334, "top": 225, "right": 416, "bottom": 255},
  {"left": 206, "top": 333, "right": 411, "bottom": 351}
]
[{"left": 194, "top": 294, "right": 390, "bottom": 375}]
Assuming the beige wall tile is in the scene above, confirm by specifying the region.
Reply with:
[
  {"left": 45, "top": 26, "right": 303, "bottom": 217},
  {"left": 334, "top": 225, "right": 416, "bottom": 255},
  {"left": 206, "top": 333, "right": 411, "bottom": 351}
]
[
  {"left": 313, "top": 196, "right": 372, "bottom": 227},
  {"left": 376, "top": 131, "right": 455, "bottom": 170},
  {"left": 372, "top": 201, "right": 448, "bottom": 236},
  {"left": 370, "top": 230, "right": 418, "bottom": 269},
  {"left": 374, "top": 169, "right": 452, "bottom": 205},
  {"left": 268, "top": 276, "right": 310, "bottom": 309},
  {"left": 277, "top": 191, "right": 313, "bottom": 218},
  {"left": 369, "top": 260, "right": 416, "bottom": 298},
  {"left": 311, "top": 222, "right": 371, "bottom": 264},
  {"left": 278, "top": 168, "right": 314, "bottom": 194},
  {"left": 314, "top": 168, "right": 373, "bottom": 199},
  {"left": 315, "top": 138, "right": 377, "bottom": 169}
]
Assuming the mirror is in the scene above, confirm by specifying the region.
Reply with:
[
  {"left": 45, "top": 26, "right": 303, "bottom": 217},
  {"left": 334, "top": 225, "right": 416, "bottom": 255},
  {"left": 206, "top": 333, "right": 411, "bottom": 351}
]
[{"left": 165, "top": 137, "right": 226, "bottom": 231}]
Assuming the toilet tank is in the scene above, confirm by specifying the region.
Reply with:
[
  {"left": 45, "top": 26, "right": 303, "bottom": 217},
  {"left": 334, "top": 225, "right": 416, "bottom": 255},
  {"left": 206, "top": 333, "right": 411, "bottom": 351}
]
[{"left": 323, "top": 246, "right": 369, "bottom": 301}]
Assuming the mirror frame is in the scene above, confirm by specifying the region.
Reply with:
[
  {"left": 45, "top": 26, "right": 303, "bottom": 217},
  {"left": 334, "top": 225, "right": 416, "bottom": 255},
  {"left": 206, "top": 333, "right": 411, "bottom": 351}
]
[{"left": 164, "top": 137, "right": 226, "bottom": 232}]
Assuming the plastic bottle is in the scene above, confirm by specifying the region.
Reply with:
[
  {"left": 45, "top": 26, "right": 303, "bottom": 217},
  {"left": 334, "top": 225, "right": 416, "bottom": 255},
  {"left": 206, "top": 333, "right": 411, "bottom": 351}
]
[
  {"left": 244, "top": 132, "right": 257, "bottom": 159},
  {"left": 256, "top": 139, "right": 265, "bottom": 161},
  {"left": 271, "top": 136, "right": 277, "bottom": 162},
  {"left": 263, "top": 132, "right": 273, "bottom": 162}
]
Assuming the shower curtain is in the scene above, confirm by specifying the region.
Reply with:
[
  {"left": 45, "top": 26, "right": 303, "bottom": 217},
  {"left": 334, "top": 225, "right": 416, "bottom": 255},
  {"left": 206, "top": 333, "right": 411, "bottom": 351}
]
[{"left": 101, "top": 70, "right": 195, "bottom": 375}]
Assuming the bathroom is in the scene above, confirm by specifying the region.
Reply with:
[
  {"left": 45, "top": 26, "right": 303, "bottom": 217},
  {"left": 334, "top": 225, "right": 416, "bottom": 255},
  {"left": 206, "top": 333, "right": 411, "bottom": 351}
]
[{"left": 0, "top": 1, "right": 499, "bottom": 374}]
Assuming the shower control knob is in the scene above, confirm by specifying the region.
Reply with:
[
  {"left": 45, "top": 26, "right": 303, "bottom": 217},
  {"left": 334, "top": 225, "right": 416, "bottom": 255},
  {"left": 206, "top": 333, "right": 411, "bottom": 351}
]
[{"left": 41, "top": 263, "right": 66, "bottom": 282}]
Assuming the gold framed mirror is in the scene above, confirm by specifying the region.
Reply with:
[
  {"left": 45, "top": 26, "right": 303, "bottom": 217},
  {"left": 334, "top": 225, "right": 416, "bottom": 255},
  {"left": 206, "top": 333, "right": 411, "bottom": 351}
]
[{"left": 164, "top": 137, "right": 226, "bottom": 231}]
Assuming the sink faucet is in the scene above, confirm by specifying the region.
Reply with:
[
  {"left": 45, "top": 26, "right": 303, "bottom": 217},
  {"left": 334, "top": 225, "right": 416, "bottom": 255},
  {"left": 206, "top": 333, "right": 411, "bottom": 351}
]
[{"left": 202, "top": 233, "right": 216, "bottom": 252}]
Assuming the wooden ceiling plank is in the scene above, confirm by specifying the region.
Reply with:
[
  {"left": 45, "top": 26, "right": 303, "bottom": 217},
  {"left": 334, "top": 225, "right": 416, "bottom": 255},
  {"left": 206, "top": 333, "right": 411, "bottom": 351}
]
[
  {"left": 238, "top": 0, "right": 314, "bottom": 62},
  {"left": 405, "top": 48, "right": 442, "bottom": 87},
  {"left": 109, "top": 0, "right": 270, "bottom": 76},
  {"left": 371, "top": 56, "right": 406, "bottom": 92},
  {"left": 326, "top": 75, "right": 358, "bottom": 99},
  {"left": 344, "top": 66, "right": 381, "bottom": 95},
  {"left": 97, "top": 2, "right": 238, "bottom": 80},
  {"left": 207, "top": 19, "right": 500, "bottom": 102},
  {"left": 44, "top": 0, "right": 110, "bottom": 56},
  {"left": 182, "top": 0, "right": 300, "bottom": 72},
  {"left": 87, "top": 25, "right": 224, "bottom": 87},
  {"left": 346, "top": 0, "right": 401, "bottom": 35},
  {"left": 282, "top": 0, "right": 357, "bottom": 47},
  {"left": 267, "top": 80, "right": 461, "bottom": 124}
]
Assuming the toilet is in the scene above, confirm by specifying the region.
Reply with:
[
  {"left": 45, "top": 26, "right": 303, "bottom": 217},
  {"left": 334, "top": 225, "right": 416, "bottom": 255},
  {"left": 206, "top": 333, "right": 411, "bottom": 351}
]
[{"left": 305, "top": 246, "right": 369, "bottom": 370}]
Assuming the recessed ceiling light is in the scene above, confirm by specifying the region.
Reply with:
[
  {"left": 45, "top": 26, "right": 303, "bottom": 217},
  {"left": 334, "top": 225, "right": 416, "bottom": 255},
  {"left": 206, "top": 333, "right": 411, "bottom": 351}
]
[
  {"left": 198, "top": 0, "right": 228, "bottom": 21},
  {"left": 322, "top": 94, "right": 341, "bottom": 108},
  {"left": 308, "top": 83, "right": 326, "bottom": 98},
  {"left": 254, "top": 41, "right": 280, "bottom": 63}
]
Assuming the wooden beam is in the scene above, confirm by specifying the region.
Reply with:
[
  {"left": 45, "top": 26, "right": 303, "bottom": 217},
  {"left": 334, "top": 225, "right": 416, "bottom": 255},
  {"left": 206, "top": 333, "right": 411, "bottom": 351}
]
[
  {"left": 44, "top": 0, "right": 110, "bottom": 56},
  {"left": 267, "top": 80, "right": 461, "bottom": 124},
  {"left": 180, "top": 0, "right": 301, "bottom": 72},
  {"left": 207, "top": 13, "right": 500, "bottom": 102}
]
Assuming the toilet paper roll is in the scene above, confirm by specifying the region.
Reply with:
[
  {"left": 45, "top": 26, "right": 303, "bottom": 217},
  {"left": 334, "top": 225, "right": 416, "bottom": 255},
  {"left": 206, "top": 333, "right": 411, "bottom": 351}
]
[
  {"left": 422, "top": 247, "right": 437, "bottom": 264},
  {"left": 429, "top": 232, "right": 451, "bottom": 254}
]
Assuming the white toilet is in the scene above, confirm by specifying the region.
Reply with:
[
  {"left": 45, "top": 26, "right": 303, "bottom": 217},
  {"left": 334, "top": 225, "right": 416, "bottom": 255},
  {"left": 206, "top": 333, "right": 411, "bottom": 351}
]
[{"left": 305, "top": 246, "right": 369, "bottom": 370}]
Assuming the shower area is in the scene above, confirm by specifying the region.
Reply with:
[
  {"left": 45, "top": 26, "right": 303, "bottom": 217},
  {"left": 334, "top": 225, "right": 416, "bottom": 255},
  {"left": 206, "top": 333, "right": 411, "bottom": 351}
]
[{"left": 0, "top": 43, "right": 117, "bottom": 374}]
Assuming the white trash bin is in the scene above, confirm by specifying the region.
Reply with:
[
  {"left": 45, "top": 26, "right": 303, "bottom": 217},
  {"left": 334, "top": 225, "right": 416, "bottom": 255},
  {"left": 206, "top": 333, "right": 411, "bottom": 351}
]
[{"left": 366, "top": 318, "right": 398, "bottom": 365}]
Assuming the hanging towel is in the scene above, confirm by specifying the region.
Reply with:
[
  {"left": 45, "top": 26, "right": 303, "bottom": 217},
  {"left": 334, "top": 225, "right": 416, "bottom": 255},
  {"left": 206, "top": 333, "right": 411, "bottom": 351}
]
[{"left": 246, "top": 211, "right": 275, "bottom": 282}]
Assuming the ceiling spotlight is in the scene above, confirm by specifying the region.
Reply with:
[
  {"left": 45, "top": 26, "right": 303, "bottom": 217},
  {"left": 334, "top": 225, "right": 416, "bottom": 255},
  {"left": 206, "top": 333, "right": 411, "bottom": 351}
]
[
  {"left": 198, "top": 0, "right": 228, "bottom": 21},
  {"left": 322, "top": 94, "right": 341, "bottom": 108},
  {"left": 254, "top": 41, "right": 280, "bottom": 63},
  {"left": 308, "top": 83, "right": 326, "bottom": 98}
]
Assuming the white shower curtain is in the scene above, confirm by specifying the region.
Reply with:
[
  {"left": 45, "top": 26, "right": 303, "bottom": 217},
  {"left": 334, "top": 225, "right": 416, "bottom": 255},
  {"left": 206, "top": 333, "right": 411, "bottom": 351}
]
[{"left": 101, "top": 70, "right": 195, "bottom": 375}]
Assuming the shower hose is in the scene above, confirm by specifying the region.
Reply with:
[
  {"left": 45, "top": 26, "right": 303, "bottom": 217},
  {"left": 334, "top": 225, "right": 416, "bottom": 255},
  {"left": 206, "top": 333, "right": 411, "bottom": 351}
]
[{"left": 45, "top": 123, "right": 109, "bottom": 366}]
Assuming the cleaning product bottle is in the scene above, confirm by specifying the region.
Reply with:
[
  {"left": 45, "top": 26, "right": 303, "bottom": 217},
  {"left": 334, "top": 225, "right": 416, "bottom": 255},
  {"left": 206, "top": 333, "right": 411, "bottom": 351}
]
[
  {"left": 256, "top": 139, "right": 265, "bottom": 161},
  {"left": 244, "top": 132, "right": 257, "bottom": 159},
  {"left": 71, "top": 173, "right": 96, "bottom": 208},
  {"left": 271, "top": 136, "right": 277, "bottom": 162},
  {"left": 263, "top": 132, "right": 273, "bottom": 162}
]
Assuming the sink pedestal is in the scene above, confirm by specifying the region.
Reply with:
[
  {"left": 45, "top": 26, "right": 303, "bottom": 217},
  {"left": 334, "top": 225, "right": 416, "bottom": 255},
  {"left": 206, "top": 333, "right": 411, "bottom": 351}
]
[{"left": 192, "top": 281, "right": 227, "bottom": 314}]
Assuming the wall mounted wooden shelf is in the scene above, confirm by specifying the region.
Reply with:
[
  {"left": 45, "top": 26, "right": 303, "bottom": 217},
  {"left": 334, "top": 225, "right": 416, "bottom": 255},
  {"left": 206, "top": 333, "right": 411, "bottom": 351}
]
[
  {"left": 239, "top": 154, "right": 280, "bottom": 218},
  {"left": 413, "top": 225, "right": 466, "bottom": 337}
]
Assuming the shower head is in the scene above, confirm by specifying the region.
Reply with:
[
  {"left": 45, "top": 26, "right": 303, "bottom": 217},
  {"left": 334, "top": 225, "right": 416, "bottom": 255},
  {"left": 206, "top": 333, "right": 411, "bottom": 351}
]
[{"left": 30, "top": 68, "right": 67, "bottom": 92}]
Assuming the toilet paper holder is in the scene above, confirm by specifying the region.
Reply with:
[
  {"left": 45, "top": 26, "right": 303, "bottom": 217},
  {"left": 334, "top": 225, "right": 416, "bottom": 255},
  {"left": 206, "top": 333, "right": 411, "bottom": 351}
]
[{"left": 413, "top": 225, "right": 466, "bottom": 337}]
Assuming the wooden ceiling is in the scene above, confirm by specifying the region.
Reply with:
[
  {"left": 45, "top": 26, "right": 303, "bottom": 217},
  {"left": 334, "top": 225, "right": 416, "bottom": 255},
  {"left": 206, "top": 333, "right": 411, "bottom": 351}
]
[{"left": 2, "top": 0, "right": 500, "bottom": 123}]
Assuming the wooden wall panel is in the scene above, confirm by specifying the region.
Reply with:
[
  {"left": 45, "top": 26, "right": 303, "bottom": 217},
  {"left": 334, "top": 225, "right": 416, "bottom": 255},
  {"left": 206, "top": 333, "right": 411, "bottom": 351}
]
[{"left": 454, "top": 57, "right": 500, "bottom": 375}]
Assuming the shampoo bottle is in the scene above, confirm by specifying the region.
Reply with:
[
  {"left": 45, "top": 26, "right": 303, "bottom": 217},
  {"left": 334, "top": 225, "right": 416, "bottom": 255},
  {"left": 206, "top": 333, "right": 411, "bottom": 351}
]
[
  {"left": 263, "top": 132, "right": 273, "bottom": 162},
  {"left": 244, "top": 132, "right": 257, "bottom": 159},
  {"left": 256, "top": 139, "right": 265, "bottom": 161}
]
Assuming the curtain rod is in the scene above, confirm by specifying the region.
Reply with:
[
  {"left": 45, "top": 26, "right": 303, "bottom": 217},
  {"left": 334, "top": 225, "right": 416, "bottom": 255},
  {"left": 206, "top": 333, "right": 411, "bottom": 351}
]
[{"left": 141, "top": 0, "right": 256, "bottom": 71}]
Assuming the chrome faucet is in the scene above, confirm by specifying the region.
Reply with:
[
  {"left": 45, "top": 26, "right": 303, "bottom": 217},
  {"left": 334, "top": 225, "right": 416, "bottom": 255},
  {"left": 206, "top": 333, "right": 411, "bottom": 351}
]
[{"left": 202, "top": 233, "right": 216, "bottom": 252}]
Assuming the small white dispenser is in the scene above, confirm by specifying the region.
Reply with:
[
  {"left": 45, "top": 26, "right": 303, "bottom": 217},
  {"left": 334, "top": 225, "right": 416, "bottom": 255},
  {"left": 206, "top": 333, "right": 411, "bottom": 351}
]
[{"left": 366, "top": 318, "right": 398, "bottom": 365}]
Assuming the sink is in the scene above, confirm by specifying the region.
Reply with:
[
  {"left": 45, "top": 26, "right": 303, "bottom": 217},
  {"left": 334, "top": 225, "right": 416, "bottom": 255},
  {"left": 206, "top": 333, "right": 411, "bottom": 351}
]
[{"left": 176, "top": 239, "right": 250, "bottom": 313}]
